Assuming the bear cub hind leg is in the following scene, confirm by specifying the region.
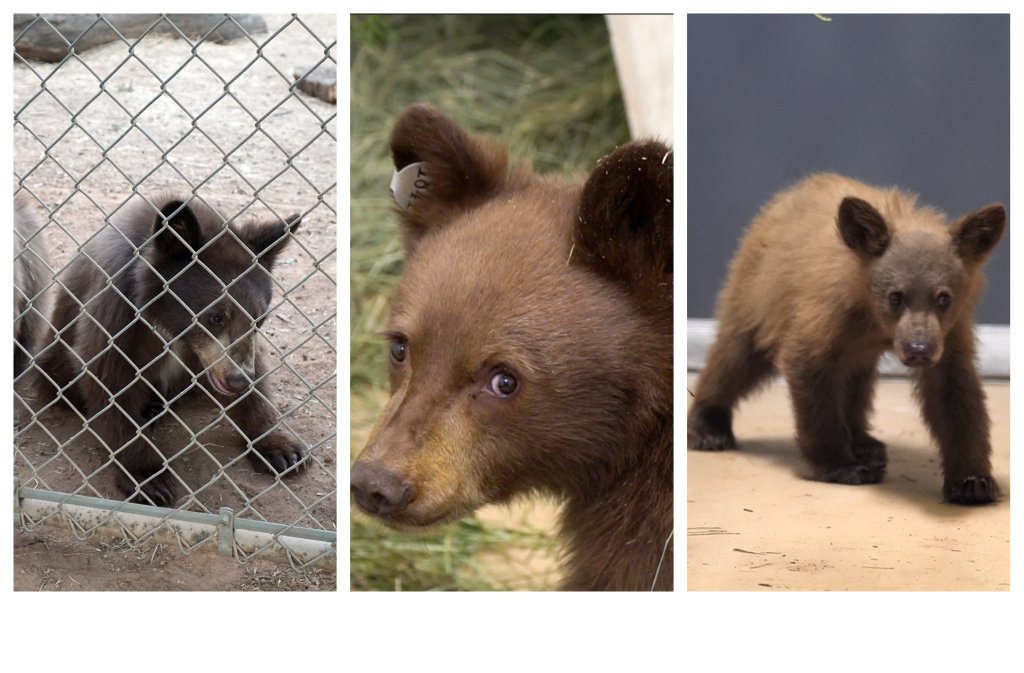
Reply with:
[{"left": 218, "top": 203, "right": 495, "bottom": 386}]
[
  {"left": 688, "top": 329, "right": 774, "bottom": 451},
  {"left": 688, "top": 402, "right": 736, "bottom": 451}
]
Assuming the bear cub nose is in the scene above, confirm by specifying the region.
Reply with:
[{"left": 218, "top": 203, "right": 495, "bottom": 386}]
[
  {"left": 902, "top": 340, "right": 935, "bottom": 367},
  {"left": 351, "top": 462, "right": 413, "bottom": 516}
]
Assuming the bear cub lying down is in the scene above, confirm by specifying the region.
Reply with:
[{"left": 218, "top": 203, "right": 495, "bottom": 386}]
[
  {"left": 351, "top": 104, "right": 674, "bottom": 591},
  {"left": 689, "top": 173, "right": 1006, "bottom": 505},
  {"left": 33, "top": 196, "right": 305, "bottom": 507}
]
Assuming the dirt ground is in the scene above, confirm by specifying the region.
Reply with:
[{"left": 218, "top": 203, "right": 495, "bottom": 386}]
[
  {"left": 687, "top": 375, "right": 1010, "bottom": 591},
  {"left": 12, "top": 14, "right": 337, "bottom": 590},
  {"left": 13, "top": 525, "right": 333, "bottom": 591}
]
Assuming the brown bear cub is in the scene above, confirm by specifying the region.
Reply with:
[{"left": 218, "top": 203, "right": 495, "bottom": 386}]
[
  {"left": 351, "top": 104, "right": 674, "bottom": 590},
  {"left": 689, "top": 173, "right": 1006, "bottom": 505},
  {"left": 33, "top": 196, "right": 304, "bottom": 507}
]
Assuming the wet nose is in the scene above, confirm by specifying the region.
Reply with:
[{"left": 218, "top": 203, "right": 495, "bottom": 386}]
[
  {"left": 902, "top": 341, "right": 935, "bottom": 367},
  {"left": 225, "top": 370, "right": 252, "bottom": 393},
  {"left": 351, "top": 461, "right": 413, "bottom": 516}
]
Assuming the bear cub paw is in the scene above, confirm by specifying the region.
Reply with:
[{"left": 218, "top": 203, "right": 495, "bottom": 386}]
[
  {"left": 944, "top": 475, "right": 1000, "bottom": 505},
  {"left": 251, "top": 434, "right": 306, "bottom": 475},
  {"left": 811, "top": 461, "right": 886, "bottom": 486},
  {"left": 688, "top": 405, "right": 736, "bottom": 451},
  {"left": 851, "top": 432, "right": 888, "bottom": 466},
  {"left": 118, "top": 470, "right": 179, "bottom": 508}
]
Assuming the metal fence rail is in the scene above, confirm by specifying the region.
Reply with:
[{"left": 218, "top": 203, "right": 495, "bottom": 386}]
[
  {"left": 13, "top": 13, "right": 337, "bottom": 572},
  {"left": 15, "top": 483, "right": 335, "bottom": 569}
]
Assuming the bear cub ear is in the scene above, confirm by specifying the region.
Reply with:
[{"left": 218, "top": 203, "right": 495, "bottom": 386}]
[
  {"left": 573, "top": 140, "right": 673, "bottom": 298},
  {"left": 243, "top": 213, "right": 302, "bottom": 268},
  {"left": 389, "top": 103, "right": 509, "bottom": 253},
  {"left": 153, "top": 199, "right": 202, "bottom": 258},
  {"left": 837, "top": 196, "right": 891, "bottom": 258},
  {"left": 950, "top": 203, "right": 1006, "bottom": 264}
]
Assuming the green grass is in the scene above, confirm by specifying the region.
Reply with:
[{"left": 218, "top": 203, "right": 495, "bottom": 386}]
[
  {"left": 350, "top": 517, "right": 557, "bottom": 592},
  {"left": 350, "top": 14, "right": 628, "bottom": 591}
]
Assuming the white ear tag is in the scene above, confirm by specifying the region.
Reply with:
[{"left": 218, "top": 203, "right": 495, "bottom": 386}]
[{"left": 390, "top": 162, "right": 428, "bottom": 210}]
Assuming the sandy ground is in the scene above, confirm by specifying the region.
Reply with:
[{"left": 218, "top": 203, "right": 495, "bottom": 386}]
[
  {"left": 687, "top": 375, "right": 1010, "bottom": 591},
  {"left": 13, "top": 14, "right": 337, "bottom": 590}
]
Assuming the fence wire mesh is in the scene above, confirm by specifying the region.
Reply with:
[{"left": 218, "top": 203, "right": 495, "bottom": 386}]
[{"left": 13, "top": 13, "right": 337, "bottom": 572}]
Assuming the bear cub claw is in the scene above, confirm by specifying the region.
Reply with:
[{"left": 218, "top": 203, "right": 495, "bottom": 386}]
[
  {"left": 118, "top": 470, "right": 179, "bottom": 508},
  {"left": 944, "top": 475, "right": 999, "bottom": 505},
  {"left": 252, "top": 433, "right": 306, "bottom": 474}
]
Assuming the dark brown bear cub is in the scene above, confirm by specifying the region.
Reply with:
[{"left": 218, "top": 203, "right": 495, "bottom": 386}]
[
  {"left": 689, "top": 173, "right": 1005, "bottom": 505},
  {"left": 33, "top": 196, "right": 304, "bottom": 507},
  {"left": 351, "top": 104, "right": 673, "bottom": 591}
]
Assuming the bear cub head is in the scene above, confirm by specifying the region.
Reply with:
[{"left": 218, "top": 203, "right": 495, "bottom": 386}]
[
  {"left": 136, "top": 198, "right": 301, "bottom": 397},
  {"left": 837, "top": 195, "right": 1005, "bottom": 368},
  {"left": 843, "top": 194, "right": 1003, "bottom": 366},
  {"left": 351, "top": 104, "right": 673, "bottom": 532}
]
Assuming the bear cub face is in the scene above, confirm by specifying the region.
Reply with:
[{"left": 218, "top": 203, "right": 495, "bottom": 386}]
[
  {"left": 843, "top": 196, "right": 1003, "bottom": 366},
  {"left": 136, "top": 199, "right": 301, "bottom": 397},
  {"left": 838, "top": 195, "right": 1005, "bottom": 368}
]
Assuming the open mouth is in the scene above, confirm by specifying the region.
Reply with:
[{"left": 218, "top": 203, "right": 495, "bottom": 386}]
[{"left": 206, "top": 371, "right": 237, "bottom": 396}]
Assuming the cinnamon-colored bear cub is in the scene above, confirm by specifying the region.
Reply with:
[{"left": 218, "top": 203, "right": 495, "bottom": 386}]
[
  {"left": 689, "top": 173, "right": 1005, "bottom": 505},
  {"left": 351, "top": 104, "right": 674, "bottom": 590}
]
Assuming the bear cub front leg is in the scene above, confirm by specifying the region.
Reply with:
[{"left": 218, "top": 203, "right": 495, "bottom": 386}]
[
  {"left": 227, "top": 382, "right": 305, "bottom": 475},
  {"left": 787, "top": 358, "right": 886, "bottom": 485}
]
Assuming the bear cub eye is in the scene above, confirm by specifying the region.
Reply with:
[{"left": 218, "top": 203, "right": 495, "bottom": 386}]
[
  {"left": 936, "top": 291, "right": 952, "bottom": 309},
  {"left": 389, "top": 337, "right": 408, "bottom": 364},
  {"left": 886, "top": 290, "right": 904, "bottom": 311},
  {"left": 487, "top": 370, "right": 519, "bottom": 398},
  {"left": 207, "top": 312, "right": 225, "bottom": 327}
]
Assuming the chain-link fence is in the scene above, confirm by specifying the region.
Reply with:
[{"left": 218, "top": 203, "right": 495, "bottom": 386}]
[{"left": 13, "top": 13, "right": 337, "bottom": 573}]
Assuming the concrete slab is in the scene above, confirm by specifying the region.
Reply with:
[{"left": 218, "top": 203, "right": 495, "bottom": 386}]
[{"left": 687, "top": 375, "right": 1010, "bottom": 591}]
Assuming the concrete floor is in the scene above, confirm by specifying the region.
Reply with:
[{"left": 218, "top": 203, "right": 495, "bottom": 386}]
[{"left": 687, "top": 375, "right": 1010, "bottom": 591}]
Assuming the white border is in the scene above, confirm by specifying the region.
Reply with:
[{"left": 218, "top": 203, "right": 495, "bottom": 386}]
[{"left": 3, "top": 3, "right": 1021, "bottom": 672}]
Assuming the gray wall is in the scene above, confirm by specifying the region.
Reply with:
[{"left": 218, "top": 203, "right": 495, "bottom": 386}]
[{"left": 687, "top": 14, "right": 1010, "bottom": 325}]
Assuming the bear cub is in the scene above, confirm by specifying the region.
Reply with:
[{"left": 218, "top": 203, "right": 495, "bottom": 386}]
[
  {"left": 351, "top": 104, "right": 674, "bottom": 590},
  {"left": 689, "top": 173, "right": 1006, "bottom": 505},
  {"left": 33, "top": 196, "right": 305, "bottom": 507}
]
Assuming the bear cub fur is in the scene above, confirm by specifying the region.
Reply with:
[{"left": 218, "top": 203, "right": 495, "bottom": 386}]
[
  {"left": 689, "top": 173, "right": 1006, "bottom": 505},
  {"left": 350, "top": 104, "right": 674, "bottom": 590},
  {"left": 33, "top": 196, "right": 305, "bottom": 507},
  {"left": 14, "top": 196, "right": 53, "bottom": 378}
]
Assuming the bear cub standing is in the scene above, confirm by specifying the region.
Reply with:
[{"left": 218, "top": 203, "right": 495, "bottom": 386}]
[
  {"left": 350, "top": 104, "right": 674, "bottom": 590},
  {"left": 689, "top": 173, "right": 1006, "bottom": 505},
  {"left": 33, "top": 196, "right": 304, "bottom": 507}
]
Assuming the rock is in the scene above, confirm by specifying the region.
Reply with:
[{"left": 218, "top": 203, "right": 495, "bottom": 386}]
[
  {"left": 14, "top": 14, "right": 268, "bottom": 63},
  {"left": 293, "top": 63, "right": 336, "bottom": 104}
]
